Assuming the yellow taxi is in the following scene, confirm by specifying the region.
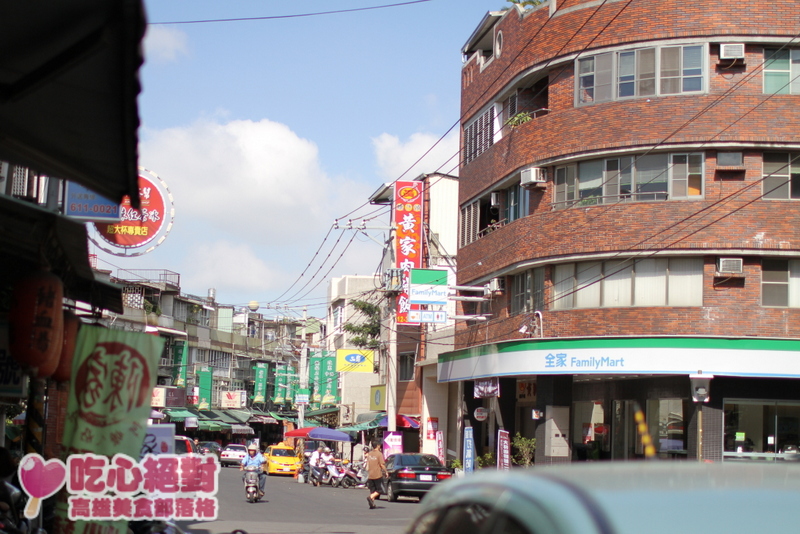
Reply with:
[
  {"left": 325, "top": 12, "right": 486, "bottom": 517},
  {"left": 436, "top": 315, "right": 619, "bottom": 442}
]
[{"left": 264, "top": 444, "right": 302, "bottom": 476}]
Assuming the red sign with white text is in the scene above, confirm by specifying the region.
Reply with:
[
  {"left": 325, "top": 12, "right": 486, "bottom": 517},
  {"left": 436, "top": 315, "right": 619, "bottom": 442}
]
[
  {"left": 393, "top": 181, "right": 423, "bottom": 323},
  {"left": 94, "top": 173, "right": 166, "bottom": 248}
]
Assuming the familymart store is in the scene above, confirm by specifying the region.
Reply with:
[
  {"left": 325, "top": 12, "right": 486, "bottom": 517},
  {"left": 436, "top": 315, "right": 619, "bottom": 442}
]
[{"left": 439, "top": 337, "right": 800, "bottom": 463}]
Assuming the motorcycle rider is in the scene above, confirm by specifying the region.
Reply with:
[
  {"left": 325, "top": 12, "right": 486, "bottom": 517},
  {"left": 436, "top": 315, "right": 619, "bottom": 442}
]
[
  {"left": 321, "top": 447, "right": 338, "bottom": 480},
  {"left": 239, "top": 443, "right": 266, "bottom": 497}
]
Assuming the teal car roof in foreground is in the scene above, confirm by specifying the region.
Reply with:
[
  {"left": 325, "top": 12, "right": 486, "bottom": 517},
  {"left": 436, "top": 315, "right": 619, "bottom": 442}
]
[{"left": 409, "top": 462, "right": 800, "bottom": 534}]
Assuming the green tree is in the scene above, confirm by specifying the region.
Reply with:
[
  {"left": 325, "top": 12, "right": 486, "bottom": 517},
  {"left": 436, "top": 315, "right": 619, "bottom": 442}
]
[
  {"left": 341, "top": 300, "right": 381, "bottom": 350},
  {"left": 507, "top": 0, "right": 543, "bottom": 7},
  {"left": 511, "top": 433, "right": 536, "bottom": 467}
]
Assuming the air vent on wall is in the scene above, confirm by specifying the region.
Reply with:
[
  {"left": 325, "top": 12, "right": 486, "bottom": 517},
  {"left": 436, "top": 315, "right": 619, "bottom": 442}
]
[
  {"left": 717, "top": 257, "right": 743, "bottom": 274},
  {"left": 719, "top": 43, "right": 745, "bottom": 60}
]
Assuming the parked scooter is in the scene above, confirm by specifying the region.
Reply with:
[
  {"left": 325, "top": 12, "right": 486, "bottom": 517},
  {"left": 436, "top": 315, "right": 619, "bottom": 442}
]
[
  {"left": 243, "top": 465, "right": 262, "bottom": 503},
  {"left": 337, "top": 460, "right": 366, "bottom": 489}
]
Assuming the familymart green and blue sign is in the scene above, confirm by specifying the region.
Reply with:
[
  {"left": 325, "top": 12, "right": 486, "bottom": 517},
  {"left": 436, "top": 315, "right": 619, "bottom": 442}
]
[
  {"left": 438, "top": 337, "right": 800, "bottom": 382},
  {"left": 409, "top": 269, "right": 449, "bottom": 305}
]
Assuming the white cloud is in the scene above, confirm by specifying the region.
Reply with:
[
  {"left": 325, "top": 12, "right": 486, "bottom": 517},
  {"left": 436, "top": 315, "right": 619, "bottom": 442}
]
[
  {"left": 180, "top": 241, "right": 280, "bottom": 298},
  {"left": 372, "top": 130, "right": 460, "bottom": 181},
  {"left": 144, "top": 25, "right": 189, "bottom": 64},
  {"left": 134, "top": 118, "right": 378, "bottom": 306}
]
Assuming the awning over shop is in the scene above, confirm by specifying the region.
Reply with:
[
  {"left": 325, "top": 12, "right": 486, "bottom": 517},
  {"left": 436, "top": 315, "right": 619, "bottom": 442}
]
[
  {"left": 224, "top": 410, "right": 252, "bottom": 424},
  {"left": 199, "top": 410, "right": 239, "bottom": 424},
  {"left": 0, "top": 196, "right": 124, "bottom": 313},
  {"left": 438, "top": 336, "right": 800, "bottom": 382},
  {"left": 230, "top": 424, "right": 254, "bottom": 435},
  {"left": 163, "top": 408, "right": 196, "bottom": 422},
  {"left": 249, "top": 415, "right": 278, "bottom": 424},
  {"left": 268, "top": 411, "right": 298, "bottom": 423},
  {"left": 305, "top": 406, "right": 340, "bottom": 417},
  {"left": 198, "top": 420, "right": 228, "bottom": 432},
  {"left": 337, "top": 412, "right": 419, "bottom": 432}
]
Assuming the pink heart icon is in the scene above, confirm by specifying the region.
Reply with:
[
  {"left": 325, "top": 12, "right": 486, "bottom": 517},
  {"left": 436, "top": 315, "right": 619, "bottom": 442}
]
[{"left": 18, "top": 453, "right": 66, "bottom": 500}]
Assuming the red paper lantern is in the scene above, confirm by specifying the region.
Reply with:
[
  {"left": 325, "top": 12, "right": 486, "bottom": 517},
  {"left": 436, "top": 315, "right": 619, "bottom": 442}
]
[
  {"left": 53, "top": 310, "right": 81, "bottom": 382},
  {"left": 9, "top": 269, "right": 64, "bottom": 374}
]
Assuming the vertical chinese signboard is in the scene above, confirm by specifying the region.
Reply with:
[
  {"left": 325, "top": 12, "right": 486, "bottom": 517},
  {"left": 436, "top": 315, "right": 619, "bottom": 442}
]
[
  {"left": 393, "top": 181, "right": 423, "bottom": 324},
  {"left": 171, "top": 340, "right": 187, "bottom": 387},
  {"left": 497, "top": 429, "right": 511, "bottom": 470},
  {"left": 321, "top": 354, "right": 339, "bottom": 405},
  {"left": 253, "top": 362, "right": 267, "bottom": 403}
]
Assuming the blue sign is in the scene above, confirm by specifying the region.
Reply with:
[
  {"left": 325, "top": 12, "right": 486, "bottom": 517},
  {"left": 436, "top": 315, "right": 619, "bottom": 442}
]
[
  {"left": 464, "top": 426, "right": 475, "bottom": 473},
  {"left": 63, "top": 182, "right": 121, "bottom": 222},
  {"left": 344, "top": 353, "right": 366, "bottom": 364}
]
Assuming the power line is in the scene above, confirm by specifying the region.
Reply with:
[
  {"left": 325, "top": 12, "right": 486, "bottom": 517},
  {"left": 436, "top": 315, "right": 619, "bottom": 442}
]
[{"left": 148, "top": 1, "right": 433, "bottom": 25}]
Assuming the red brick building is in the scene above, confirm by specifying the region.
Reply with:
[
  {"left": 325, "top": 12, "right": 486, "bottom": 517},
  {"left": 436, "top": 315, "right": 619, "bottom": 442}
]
[{"left": 441, "top": 1, "right": 800, "bottom": 464}]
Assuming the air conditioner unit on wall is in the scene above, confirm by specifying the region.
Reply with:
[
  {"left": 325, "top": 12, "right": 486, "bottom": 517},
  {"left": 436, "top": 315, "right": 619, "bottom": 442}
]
[
  {"left": 488, "top": 277, "right": 505, "bottom": 293},
  {"left": 719, "top": 43, "right": 745, "bottom": 60},
  {"left": 521, "top": 167, "right": 546, "bottom": 187},
  {"left": 717, "top": 257, "right": 743, "bottom": 274}
]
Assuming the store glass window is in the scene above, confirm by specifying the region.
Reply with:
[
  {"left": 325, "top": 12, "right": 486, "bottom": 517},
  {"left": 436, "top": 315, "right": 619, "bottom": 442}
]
[{"left": 724, "top": 400, "right": 800, "bottom": 460}]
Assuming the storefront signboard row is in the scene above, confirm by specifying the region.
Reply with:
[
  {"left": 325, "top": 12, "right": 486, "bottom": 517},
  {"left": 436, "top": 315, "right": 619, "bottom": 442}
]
[{"left": 438, "top": 337, "right": 800, "bottom": 382}]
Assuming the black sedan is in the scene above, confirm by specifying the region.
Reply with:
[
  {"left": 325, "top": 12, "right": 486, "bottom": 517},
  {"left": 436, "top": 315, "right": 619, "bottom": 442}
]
[
  {"left": 198, "top": 441, "right": 222, "bottom": 459},
  {"left": 384, "top": 453, "right": 452, "bottom": 502}
]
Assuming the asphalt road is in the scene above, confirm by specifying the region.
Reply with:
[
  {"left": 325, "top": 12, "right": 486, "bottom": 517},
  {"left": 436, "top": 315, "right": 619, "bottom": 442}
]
[{"left": 179, "top": 466, "right": 419, "bottom": 534}]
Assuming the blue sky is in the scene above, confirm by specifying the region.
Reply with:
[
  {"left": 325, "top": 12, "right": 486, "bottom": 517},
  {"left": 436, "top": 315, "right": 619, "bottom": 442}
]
[{"left": 91, "top": 1, "right": 503, "bottom": 318}]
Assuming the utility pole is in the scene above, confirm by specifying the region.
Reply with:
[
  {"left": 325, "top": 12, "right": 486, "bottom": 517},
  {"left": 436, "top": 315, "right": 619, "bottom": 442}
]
[{"left": 386, "top": 306, "right": 397, "bottom": 433}]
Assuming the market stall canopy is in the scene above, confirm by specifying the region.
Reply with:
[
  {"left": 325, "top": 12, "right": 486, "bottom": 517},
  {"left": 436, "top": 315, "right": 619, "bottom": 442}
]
[
  {"left": 284, "top": 426, "right": 352, "bottom": 442},
  {"left": 338, "top": 411, "right": 420, "bottom": 432},
  {"left": 0, "top": 0, "right": 145, "bottom": 206}
]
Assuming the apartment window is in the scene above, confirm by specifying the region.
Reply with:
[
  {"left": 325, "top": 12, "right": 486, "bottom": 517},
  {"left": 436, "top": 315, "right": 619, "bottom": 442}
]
[
  {"left": 511, "top": 268, "right": 544, "bottom": 315},
  {"left": 460, "top": 201, "right": 479, "bottom": 247},
  {"left": 763, "top": 152, "right": 800, "bottom": 199},
  {"left": 764, "top": 49, "right": 800, "bottom": 94},
  {"left": 554, "top": 153, "right": 703, "bottom": 209},
  {"left": 399, "top": 353, "right": 415, "bottom": 381},
  {"left": 578, "top": 45, "right": 705, "bottom": 105},
  {"left": 762, "top": 259, "right": 800, "bottom": 307},
  {"left": 504, "top": 184, "right": 529, "bottom": 223},
  {"left": 463, "top": 107, "right": 495, "bottom": 164},
  {"left": 552, "top": 257, "right": 703, "bottom": 310}
]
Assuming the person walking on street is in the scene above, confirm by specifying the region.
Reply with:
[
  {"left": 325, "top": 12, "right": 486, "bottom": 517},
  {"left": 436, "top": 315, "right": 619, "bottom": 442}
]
[
  {"left": 309, "top": 445, "right": 325, "bottom": 486},
  {"left": 240, "top": 443, "right": 266, "bottom": 497},
  {"left": 365, "top": 440, "right": 387, "bottom": 509}
]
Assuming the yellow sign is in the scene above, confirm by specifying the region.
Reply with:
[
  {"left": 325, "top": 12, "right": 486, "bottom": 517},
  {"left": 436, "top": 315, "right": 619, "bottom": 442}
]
[
  {"left": 370, "top": 385, "right": 386, "bottom": 411},
  {"left": 336, "top": 349, "right": 374, "bottom": 373}
]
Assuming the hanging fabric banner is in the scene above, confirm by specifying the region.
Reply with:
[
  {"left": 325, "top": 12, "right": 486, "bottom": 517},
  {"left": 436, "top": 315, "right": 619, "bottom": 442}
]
[
  {"left": 171, "top": 340, "right": 187, "bottom": 387},
  {"left": 197, "top": 366, "right": 212, "bottom": 410},
  {"left": 253, "top": 362, "right": 267, "bottom": 403},
  {"left": 272, "top": 364, "right": 288, "bottom": 404},
  {"left": 54, "top": 325, "right": 163, "bottom": 534},
  {"left": 309, "top": 353, "right": 323, "bottom": 404}
]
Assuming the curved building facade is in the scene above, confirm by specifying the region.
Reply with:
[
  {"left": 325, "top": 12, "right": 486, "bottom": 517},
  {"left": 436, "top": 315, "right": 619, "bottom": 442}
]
[{"left": 445, "top": 1, "right": 800, "bottom": 463}]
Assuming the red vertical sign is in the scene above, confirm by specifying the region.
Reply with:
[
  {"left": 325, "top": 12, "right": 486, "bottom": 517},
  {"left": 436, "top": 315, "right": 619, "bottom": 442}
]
[{"left": 394, "top": 181, "right": 423, "bottom": 323}]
